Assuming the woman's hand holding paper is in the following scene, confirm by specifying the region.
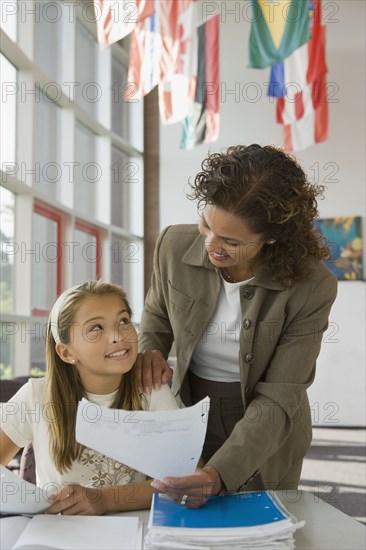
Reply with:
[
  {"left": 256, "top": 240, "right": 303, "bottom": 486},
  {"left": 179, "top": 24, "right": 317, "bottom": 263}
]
[{"left": 151, "top": 465, "right": 223, "bottom": 508}]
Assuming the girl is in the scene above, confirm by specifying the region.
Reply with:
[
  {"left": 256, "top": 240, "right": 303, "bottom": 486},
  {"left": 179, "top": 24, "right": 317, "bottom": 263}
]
[{"left": 0, "top": 280, "right": 178, "bottom": 515}]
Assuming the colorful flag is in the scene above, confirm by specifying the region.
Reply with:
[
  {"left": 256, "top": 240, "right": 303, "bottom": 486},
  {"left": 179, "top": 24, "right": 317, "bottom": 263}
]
[
  {"left": 249, "top": 0, "right": 310, "bottom": 68},
  {"left": 127, "top": 0, "right": 197, "bottom": 108},
  {"left": 283, "top": 73, "right": 328, "bottom": 151},
  {"left": 94, "top": 0, "right": 154, "bottom": 48},
  {"left": 180, "top": 14, "right": 220, "bottom": 149},
  {"left": 267, "top": 0, "right": 327, "bottom": 100},
  {"left": 269, "top": 0, "right": 329, "bottom": 150},
  {"left": 126, "top": 2, "right": 161, "bottom": 100},
  {"left": 158, "top": 0, "right": 199, "bottom": 124}
]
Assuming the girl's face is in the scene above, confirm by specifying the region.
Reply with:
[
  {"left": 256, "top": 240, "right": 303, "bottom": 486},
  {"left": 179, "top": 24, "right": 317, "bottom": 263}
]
[
  {"left": 198, "top": 204, "right": 265, "bottom": 274},
  {"left": 56, "top": 295, "right": 138, "bottom": 394}
]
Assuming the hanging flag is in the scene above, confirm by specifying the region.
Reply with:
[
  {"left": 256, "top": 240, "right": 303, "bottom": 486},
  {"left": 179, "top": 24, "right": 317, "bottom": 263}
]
[
  {"left": 270, "top": 0, "right": 329, "bottom": 150},
  {"left": 249, "top": 0, "right": 310, "bottom": 68},
  {"left": 126, "top": 0, "right": 197, "bottom": 107},
  {"left": 126, "top": 1, "right": 161, "bottom": 100},
  {"left": 158, "top": 0, "right": 199, "bottom": 124},
  {"left": 283, "top": 73, "right": 328, "bottom": 150},
  {"left": 180, "top": 14, "right": 220, "bottom": 149},
  {"left": 94, "top": 0, "right": 155, "bottom": 48},
  {"left": 125, "top": 0, "right": 220, "bottom": 141},
  {"left": 267, "top": 0, "right": 327, "bottom": 100}
]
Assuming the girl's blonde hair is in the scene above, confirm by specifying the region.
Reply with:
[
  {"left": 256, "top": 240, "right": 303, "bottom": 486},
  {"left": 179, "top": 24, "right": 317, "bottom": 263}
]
[{"left": 44, "top": 280, "right": 142, "bottom": 474}]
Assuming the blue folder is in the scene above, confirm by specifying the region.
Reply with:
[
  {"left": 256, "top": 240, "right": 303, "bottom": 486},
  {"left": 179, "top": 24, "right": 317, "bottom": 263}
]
[{"left": 151, "top": 491, "right": 288, "bottom": 529}]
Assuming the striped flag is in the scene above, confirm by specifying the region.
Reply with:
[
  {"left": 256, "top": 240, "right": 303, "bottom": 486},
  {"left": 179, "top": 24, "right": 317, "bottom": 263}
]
[
  {"left": 94, "top": 0, "right": 154, "bottom": 48},
  {"left": 126, "top": 0, "right": 197, "bottom": 109},
  {"left": 180, "top": 14, "right": 220, "bottom": 149},
  {"left": 158, "top": 0, "right": 199, "bottom": 124},
  {"left": 126, "top": 4, "right": 161, "bottom": 100},
  {"left": 249, "top": 0, "right": 310, "bottom": 68},
  {"left": 267, "top": 0, "right": 328, "bottom": 151},
  {"left": 125, "top": 0, "right": 220, "bottom": 143},
  {"left": 283, "top": 73, "right": 328, "bottom": 150}
]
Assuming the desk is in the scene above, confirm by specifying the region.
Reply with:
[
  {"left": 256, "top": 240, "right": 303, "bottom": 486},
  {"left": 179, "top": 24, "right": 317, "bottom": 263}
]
[
  {"left": 1, "top": 491, "right": 364, "bottom": 549},
  {"left": 123, "top": 490, "right": 366, "bottom": 550},
  {"left": 278, "top": 490, "right": 365, "bottom": 549}
]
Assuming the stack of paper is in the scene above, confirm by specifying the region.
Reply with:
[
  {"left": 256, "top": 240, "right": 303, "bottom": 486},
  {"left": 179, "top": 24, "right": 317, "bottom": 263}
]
[{"left": 145, "top": 491, "right": 305, "bottom": 549}]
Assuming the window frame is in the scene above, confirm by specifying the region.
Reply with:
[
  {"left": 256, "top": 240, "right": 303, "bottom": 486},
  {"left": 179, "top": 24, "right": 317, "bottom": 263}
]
[
  {"left": 74, "top": 219, "right": 102, "bottom": 281},
  {"left": 32, "top": 202, "right": 62, "bottom": 317}
]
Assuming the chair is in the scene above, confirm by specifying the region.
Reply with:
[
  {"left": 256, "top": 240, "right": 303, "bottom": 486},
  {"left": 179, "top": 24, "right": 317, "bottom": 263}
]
[
  {"left": 0, "top": 378, "right": 27, "bottom": 473},
  {"left": 0, "top": 377, "right": 35, "bottom": 480},
  {"left": 0, "top": 378, "right": 25, "bottom": 403},
  {"left": 19, "top": 443, "right": 36, "bottom": 485}
]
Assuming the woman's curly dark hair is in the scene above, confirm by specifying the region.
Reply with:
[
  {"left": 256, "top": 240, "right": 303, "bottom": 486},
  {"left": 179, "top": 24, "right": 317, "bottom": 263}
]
[{"left": 188, "top": 144, "right": 330, "bottom": 287}]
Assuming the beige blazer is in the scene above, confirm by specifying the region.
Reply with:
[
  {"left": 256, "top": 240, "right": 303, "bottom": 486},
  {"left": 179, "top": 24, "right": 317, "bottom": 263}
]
[{"left": 139, "top": 225, "right": 338, "bottom": 491}]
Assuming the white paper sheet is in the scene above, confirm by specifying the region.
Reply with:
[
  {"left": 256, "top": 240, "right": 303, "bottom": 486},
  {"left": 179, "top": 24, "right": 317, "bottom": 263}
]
[
  {"left": 0, "top": 465, "right": 50, "bottom": 515},
  {"left": 75, "top": 397, "right": 210, "bottom": 479},
  {"left": 0, "top": 515, "right": 140, "bottom": 550}
]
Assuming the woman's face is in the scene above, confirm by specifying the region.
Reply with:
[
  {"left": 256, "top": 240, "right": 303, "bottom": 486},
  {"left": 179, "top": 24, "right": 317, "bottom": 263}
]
[{"left": 198, "top": 204, "right": 265, "bottom": 272}]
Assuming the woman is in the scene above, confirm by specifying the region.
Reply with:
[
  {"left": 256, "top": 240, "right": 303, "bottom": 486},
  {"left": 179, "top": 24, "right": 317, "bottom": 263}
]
[{"left": 137, "top": 144, "right": 337, "bottom": 508}]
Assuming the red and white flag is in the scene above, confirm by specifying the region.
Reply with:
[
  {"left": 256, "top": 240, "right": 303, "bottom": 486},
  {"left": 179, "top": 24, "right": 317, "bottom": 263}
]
[
  {"left": 180, "top": 14, "right": 220, "bottom": 149},
  {"left": 94, "top": 0, "right": 154, "bottom": 48},
  {"left": 158, "top": 0, "right": 199, "bottom": 124},
  {"left": 126, "top": 0, "right": 220, "bottom": 135},
  {"left": 283, "top": 73, "right": 328, "bottom": 151},
  {"left": 127, "top": 3, "right": 161, "bottom": 99},
  {"left": 127, "top": 0, "right": 200, "bottom": 123},
  {"left": 267, "top": 0, "right": 328, "bottom": 151}
]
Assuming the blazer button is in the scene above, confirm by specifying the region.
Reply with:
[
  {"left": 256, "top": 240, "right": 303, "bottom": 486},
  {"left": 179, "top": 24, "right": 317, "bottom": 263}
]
[
  {"left": 243, "top": 319, "right": 251, "bottom": 330},
  {"left": 242, "top": 287, "right": 254, "bottom": 299},
  {"left": 245, "top": 353, "right": 254, "bottom": 364}
]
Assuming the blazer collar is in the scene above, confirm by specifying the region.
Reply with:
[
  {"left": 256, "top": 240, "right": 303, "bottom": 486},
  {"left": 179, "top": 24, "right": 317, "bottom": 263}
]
[
  {"left": 182, "top": 231, "right": 214, "bottom": 270},
  {"left": 182, "top": 229, "right": 285, "bottom": 291}
]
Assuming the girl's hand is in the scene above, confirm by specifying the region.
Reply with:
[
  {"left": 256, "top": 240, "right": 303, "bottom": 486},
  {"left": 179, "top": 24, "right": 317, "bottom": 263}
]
[
  {"left": 135, "top": 350, "right": 173, "bottom": 394},
  {"left": 151, "top": 466, "right": 223, "bottom": 508},
  {"left": 47, "top": 484, "right": 106, "bottom": 516}
]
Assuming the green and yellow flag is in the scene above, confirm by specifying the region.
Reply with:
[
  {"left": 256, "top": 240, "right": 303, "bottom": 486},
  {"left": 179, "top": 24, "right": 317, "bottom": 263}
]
[{"left": 249, "top": 0, "right": 310, "bottom": 68}]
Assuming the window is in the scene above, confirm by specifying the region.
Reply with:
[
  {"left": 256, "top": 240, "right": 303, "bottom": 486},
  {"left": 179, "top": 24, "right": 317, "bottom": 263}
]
[
  {"left": 73, "top": 221, "right": 101, "bottom": 285},
  {"left": 34, "top": 0, "right": 60, "bottom": 81},
  {"left": 0, "top": 2, "right": 144, "bottom": 378},
  {"left": 111, "top": 147, "right": 131, "bottom": 228},
  {"left": 0, "top": 187, "right": 17, "bottom": 378},
  {"left": 1, "top": 1, "right": 17, "bottom": 42},
  {"left": 0, "top": 322, "right": 15, "bottom": 379},
  {"left": 32, "top": 204, "right": 61, "bottom": 315},
  {"left": 75, "top": 21, "right": 98, "bottom": 116},
  {"left": 74, "top": 122, "right": 97, "bottom": 218},
  {"left": 34, "top": 93, "right": 60, "bottom": 199},
  {"left": 0, "top": 55, "right": 16, "bottom": 168},
  {"left": 111, "top": 57, "right": 129, "bottom": 138},
  {"left": 0, "top": 187, "right": 15, "bottom": 314}
]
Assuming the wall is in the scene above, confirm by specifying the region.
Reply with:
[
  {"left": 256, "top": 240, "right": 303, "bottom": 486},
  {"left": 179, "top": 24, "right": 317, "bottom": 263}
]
[{"left": 159, "top": 1, "right": 366, "bottom": 426}]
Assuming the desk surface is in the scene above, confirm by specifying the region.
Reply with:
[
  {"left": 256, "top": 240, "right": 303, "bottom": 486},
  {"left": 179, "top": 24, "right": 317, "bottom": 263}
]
[
  {"left": 123, "top": 490, "right": 366, "bottom": 550},
  {"left": 278, "top": 490, "right": 365, "bottom": 549},
  {"left": 1, "top": 491, "right": 364, "bottom": 549}
]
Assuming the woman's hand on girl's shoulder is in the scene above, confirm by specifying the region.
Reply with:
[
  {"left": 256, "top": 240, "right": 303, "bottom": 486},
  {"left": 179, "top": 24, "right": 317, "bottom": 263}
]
[
  {"left": 47, "top": 483, "right": 106, "bottom": 516},
  {"left": 135, "top": 350, "right": 173, "bottom": 394}
]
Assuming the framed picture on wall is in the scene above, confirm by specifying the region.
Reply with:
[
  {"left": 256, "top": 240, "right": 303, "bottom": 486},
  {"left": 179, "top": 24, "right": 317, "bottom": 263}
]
[{"left": 314, "top": 216, "right": 363, "bottom": 281}]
